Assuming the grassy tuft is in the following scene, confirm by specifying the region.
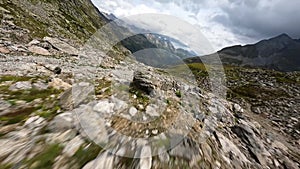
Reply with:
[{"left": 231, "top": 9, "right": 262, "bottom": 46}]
[{"left": 26, "top": 144, "right": 63, "bottom": 169}]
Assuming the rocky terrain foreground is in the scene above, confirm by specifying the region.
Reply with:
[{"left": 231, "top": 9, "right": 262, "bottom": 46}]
[{"left": 1, "top": 0, "right": 300, "bottom": 169}]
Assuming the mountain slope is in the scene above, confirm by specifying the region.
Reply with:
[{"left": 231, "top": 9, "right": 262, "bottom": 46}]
[
  {"left": 185, "top": 34, "right": 300, "bottom": 72},
  {"left": 0, "top": 0, "right": 108, "bottom": 43}
]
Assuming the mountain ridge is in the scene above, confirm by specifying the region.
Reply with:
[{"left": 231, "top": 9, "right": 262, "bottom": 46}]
[{"left": 185, "top": 33, "right": 300, "bottom": 72}]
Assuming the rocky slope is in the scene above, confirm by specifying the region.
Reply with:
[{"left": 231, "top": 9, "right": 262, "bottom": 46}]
[
  {"left": 0, "top": 1, "right": 300, "bottom": 169},
  {"left": 185, "top": 34, "right": 300, "bottom": 72},
  {"left": 0, "top": 0, "right": 108, "bottom": 42},
  {"left": 174, "top": 63, "right": 300, "bottom": 141}
]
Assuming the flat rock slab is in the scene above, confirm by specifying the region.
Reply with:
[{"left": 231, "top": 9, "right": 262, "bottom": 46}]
[
  {"left": 44, "top": 37, "right": 79, "bottom": 56},
  {"left": 28, "top": 45, "right": 51, "bottom": 56}
]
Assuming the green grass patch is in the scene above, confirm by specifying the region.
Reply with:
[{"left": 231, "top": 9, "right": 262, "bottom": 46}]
[
  {"left": 71, "top": 142, "right": 102, "bottom": 168},
  {"left": 0, "top": 163, "right": 12, "bottom": 169},
  {"left": 129, "top": 87, "right": 150, "bottom": 109},
  {"left": 231, "top": 84, "right": 289, "bottom": 100},
  {"left": 94, "top": 78, "right": 112, "bottom": 98},
  {"left": 36, "top": 105, "right": 60, "bottom": 119},
  {"left": 2, "top": 88, "right": 62, "bottom": 103},
  {"left": 26, "top": 144, "right": 63, "bottom": 169},
  {"left": 0, "top": 106, "right": 36, "bottom": 125},
  {"left": 0, "top": 75, "right": 32, "bottom": 83},
  {"left": 275, "top": 73, "right": 300, "bottom": 84},
  {"left": 175, "top": 90, "right": 182, "bottom": 98}
]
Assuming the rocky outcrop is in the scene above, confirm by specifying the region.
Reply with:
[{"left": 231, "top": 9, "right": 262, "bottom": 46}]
[{"left": 132, "top": 71, "right": 156, "bottom": 95}]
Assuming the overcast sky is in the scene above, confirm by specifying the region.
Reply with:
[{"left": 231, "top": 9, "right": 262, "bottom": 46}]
[{"left": 92, "top": 0, "right": 300, "bottom": 51}]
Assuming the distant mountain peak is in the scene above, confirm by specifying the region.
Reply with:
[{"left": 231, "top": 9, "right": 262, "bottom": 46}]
[
  {"left": 269, "top": 33, "right": 293, "bottom": 42},
  {"left": 187, "top": 33, "right": 300, "bottom": 72},
  {"left": 276, "top": 33, "right": 290, "bottom": 38}
]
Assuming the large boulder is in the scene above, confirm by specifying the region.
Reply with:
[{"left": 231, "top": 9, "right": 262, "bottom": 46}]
[{"left": 132, "top": 71, "right": 155, "bottom": 95}]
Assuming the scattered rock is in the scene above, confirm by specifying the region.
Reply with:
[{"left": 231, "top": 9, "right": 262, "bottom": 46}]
[
  {"left": 59, "top": 88, "right": 73, "bottom": 110},
  {"left": 215, "top": 132, "right": 250, "bottom": 165},
  {"left": 251, "top": 106, "right": 261, "bottom": 114},
  {"left": 63, "top": 136, "right": 84, "bottom": 157},
  {"left": 145, "top": 104, "right": 160, "bottom": 117},
  {"left": 46, "top": 129, "right": 77, "bottom": 144},
  {"left": 231, "top": 124, "right": 269, "bottom": 166},
  {"left": 76, "top": 105, "right": 109, "bottom": 144},
  {"left": 47, "top": 112, "right": 74, "bottom": 132},
  {"left": 111, "top": 97, "right": 128, "bottom": 113},
  {"left": 272, "top": 140, "right": 288, "bottom": 152},
  {"left": 138, "top": 146, "right": 152, "bottom": 169},
  {"left": 129, "top": 106, "right": 137, "bottom": 116},
  {"left": 0, "top": 99, "right": 11, "bottom": 112},
  {"left": 151, "top": 129, "right": 158, "bottom": 135},
  {"left": 82, "top": 151, "right": 114, "bottom": 169},
  {"left": 28, "top": 39, "right": 40, "bottom": 46},
  {"left": 43, "top": 37, "right": 79, "bottom": 55},
  {"left": 0, "top": 47, "right": 10, "bottom": 54},
  {"left": 93, "top": 100, "right": 115, "bottom": 115},
  {"left": 0, "top": 124, "right": 18, "bottom": 135},
  {"left": 32, "top": 81, "right": 48, "bottom": 90},
  {"left": 233, "top": 103, "right": 244, "bottom": 113},
  {"left": 24, "top": 116, "right": 46, "bottom": 129},
  {"left": 283, "top": 157, "right": 298, "bottom": 169},
  {"left": 53, "top": 67, "right": 62, "bottom": 74},
  {"left": 48, "top": 78, "right": 71, "bottom": 90},
  {"left": 9, "top": 81, "right": 32, "bottom": 91},
  {"left": 28, "top": 45, "right": 51, "bottom": 56}
]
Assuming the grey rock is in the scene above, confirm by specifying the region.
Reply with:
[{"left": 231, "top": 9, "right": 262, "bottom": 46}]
[
  {"left": 93, "top": 100, "right": 115, "bottom": 115},
  {"left": 283, "top": 157, "right": 298, "bottom": 169},
  {"left": 0, "top": 138, "right": 32, "bottom": 164},
  {"left": 0, "top": 99, "right": 11, "bottom": 112},
  {"left": 72, "top": 82, "right": 94, "bottom": 107},
  {"left": 83, "top": 151, "right": 114, "bottom": 169},
  {"left": 129, "top": 106, "right": 137, "bottom": 116},
  {"left": 32, "top": 81, "right": 48, "bottom": 90},
  {"left": 233, "top": 103, "right": 244, "bottom": 113},
  {"left": 59, "top": 88, "right": 73, "bottom": 110},
  {"left": 53, "top": 67, "right": 62, "bottom": 74},
  {"left": 76, "top": 105, "right": 109, "bottom": 145},
  {"left": 9, "top": 81, "right": 32, "bottom": 91},
  {"left": 231, "top": 124, "right": 269, "bottom": 166},
  {"left": 132, "top": 71, "right": 155, "bottom": 95},
  {"left": 46, "top": 129, "right": 77, "bottom": 144},
  {"left": 43, "top": 37, "right": 79, "bottom": 56},
  {"left": 111, "top": 97, "right": 128, "bottom": 113},
  {"left": 28, "top": 39, "right": 40, "bottom": 46},
  {"left": 28, "top": 45, "right": 51, "bottom": 56},
  {"left": 145, "top": 104, "right": 160, "bottom": 117},
  {"left": 138, "top": 146, "right": 152, "bottom": 169},
  {"left": 251, "top": 106, "right": 261, "bottom": 114},
  {"left": 169, "top": 138, "right": 199, "bottom": 161},
  {"left": 47, "top": 112, "right": 74, "bottom": 132},
  {"left": 215, "top": 132, "right": 250, "bottom": 165},
  {"left": 63, "top": 136, "right": 84, "bottom": 157},
  {"left": 24, "top": 116, "right": 46, "bottom": 130}
]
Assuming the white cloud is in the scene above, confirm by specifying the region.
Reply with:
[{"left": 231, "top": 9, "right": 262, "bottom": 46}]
[{"left": 91, "top": 0, "right": 299, "bottom": 52}]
